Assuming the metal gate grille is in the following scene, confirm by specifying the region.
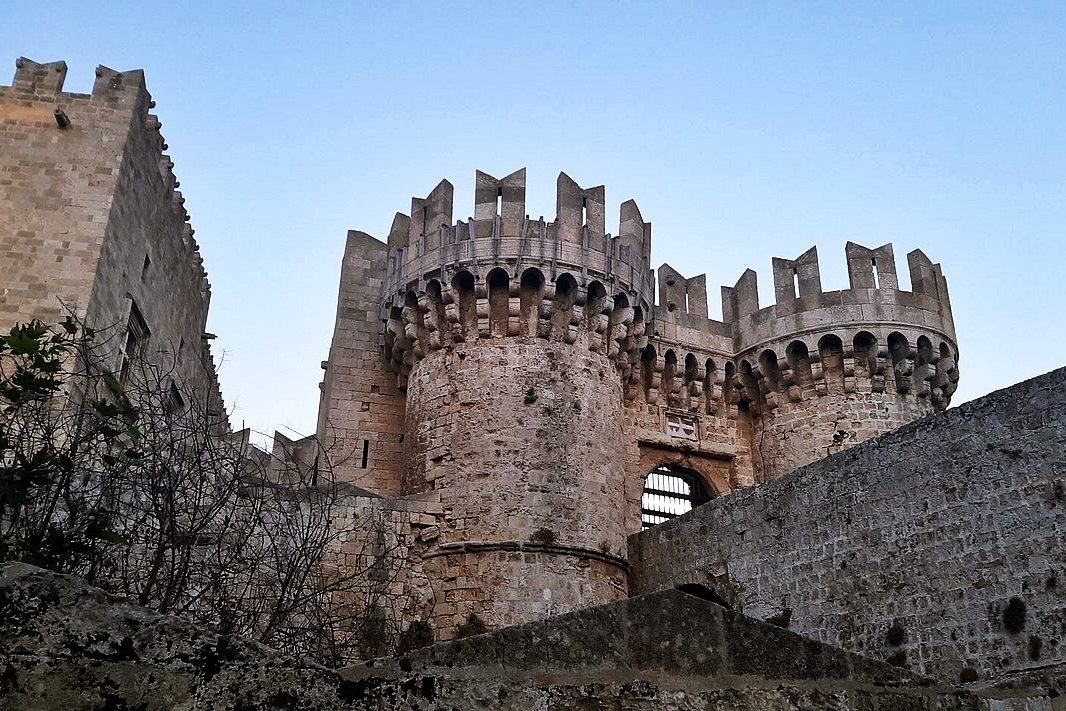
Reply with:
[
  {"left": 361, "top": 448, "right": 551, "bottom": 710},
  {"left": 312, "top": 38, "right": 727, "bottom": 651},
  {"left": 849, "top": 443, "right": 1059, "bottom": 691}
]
[{"left": 641, "top": 465, "right": 711, "bottom": 530}]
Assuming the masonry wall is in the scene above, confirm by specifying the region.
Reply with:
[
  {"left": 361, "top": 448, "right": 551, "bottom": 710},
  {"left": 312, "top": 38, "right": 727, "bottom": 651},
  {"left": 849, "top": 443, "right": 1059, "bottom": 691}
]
[
  {"left": 751, "top": 391, "right": 932, "bottom": 479},
  {"left": 629, "top": 365, "right": 1066, "bottom": 690},
  {"left": 0, "top": 58, "right": 223, "bottom": 414},
  {"left": 317, "top": 231, "right": 407, "bottom": 494},
  {"left": 404, "top": 339, "right": 630, "bottom": 636},
  {"left": 0, "top": 60, "right": 129, "bottom": 328},
  {"left": 5, "top": 563, "right": 1038, "bottom": 711}
]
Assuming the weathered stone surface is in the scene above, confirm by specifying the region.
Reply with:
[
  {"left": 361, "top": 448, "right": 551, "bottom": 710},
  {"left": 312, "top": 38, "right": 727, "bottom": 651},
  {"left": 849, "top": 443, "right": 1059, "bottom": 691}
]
[
  {"left": 4, "top": 562, "right": 1045, "bottom": 710},
  {"left": 0, "top": 57, "right": 224, "bottom": 418},
  {"left": 315, "top": 169, "right": 961, "bottom": 641},
  {"left": 630, "top": 366, "right": 1066, "bottom": 693}
]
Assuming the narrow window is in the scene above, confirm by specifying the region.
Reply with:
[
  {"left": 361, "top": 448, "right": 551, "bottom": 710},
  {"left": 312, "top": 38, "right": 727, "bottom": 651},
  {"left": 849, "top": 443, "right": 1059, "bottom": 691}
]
[
  {"left": 581, "top": 196, "right": 587, "bottom": 227},
  {"left": 872, "top": 257, "right": 880, "bottom": 289},
  {"left": 496, "top": 187, "right": 503, "bottom": 217},
  {"left": 793, "top": 267, "right": 800, "bottom": 298},
  {"left": 163, "top": 382, "right": 185, "bottom": 415},
  {"left": 119, "top": 301, "right": 150, "bottom": 385},
  {"left": 361, "top": 439, "right": 370, "bottom": 469}
]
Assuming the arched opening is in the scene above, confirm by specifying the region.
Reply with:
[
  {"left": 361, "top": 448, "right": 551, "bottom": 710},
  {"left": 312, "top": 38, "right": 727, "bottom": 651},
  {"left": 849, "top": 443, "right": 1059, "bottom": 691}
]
[
  {"left": 402, "top": 290, "right": 424, "bottom": 349},
  {"left": 818, "top": 334, "right": 845, "bottom": 393},
  {"left": 786, "top": 340, "right": 813, "bottom": 389},
  {"left": 887, "top": 332, "right": 910, "bottom": 394},
  {"left": 914, "top": 335, "right": 934, "bottom": 396},
  {"left": 422, "top": 280, "right": 447, "bottom": 348},
  {"left": 684, "top": 353, "right": 700, "bottom": 403},
  {"left": 640, "top": 344, "right": 657, "bottom": 400},
  {"left": 584, "top": 280, "right": 608, "bottom": 351},
  {"left": 585, "top": 280, "right": 607, "bottom": 326},
  {"left": 937, "top": 341, "right": 959, "bottom": 398},
  {"left": 641, "top": 465, "right": 713, "bottom": 529},
  {"left": 703, "top": 358, "right": 717, "bottom": 413},
  {"left": 486, "top": 267, "right": 510, "bottom": 337},
  {"left": 724, "top": 361, "right": 737, "bottom": 407},
  {"left": 853, "top": 331, "right": 877, "bottom": 381},
  {"left": 451, "top": 271, "right": 476, "bottom": 339},
  {"left": 518, "top": 268, "right": 544, "bottom": 337},
  {"left": 663, "top": 350, "right": 678, "bottom": 406},
  {"left": 758, "top": 349, "right": 782, "bottom": 393},
  {"left": 551, "top": 273, "right": 578, "bottom": 340},
  {"left": 738, "top": 359, "right": 761, "bottom": 410}
]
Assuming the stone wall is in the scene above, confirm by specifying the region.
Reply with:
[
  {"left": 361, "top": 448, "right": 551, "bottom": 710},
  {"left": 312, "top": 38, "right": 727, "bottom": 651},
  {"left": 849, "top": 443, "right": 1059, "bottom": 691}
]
[
  {"left": 0, "top": 57, "right": 223, "bottom": 415},
  {"left": 0, "top": 59, "right": 125, "bottom": 329},
  {"left": 751, "top": 390, "right": 931, "bottom": 480},
  {"left": 629, "top": 365, "right": 1066, "bottom": 692},
  {"left": 5, "top": 563, "right": 1045, "bottom": 711},
  {"left": 317, "top": 230, "right": 407, "bottom": 494}
]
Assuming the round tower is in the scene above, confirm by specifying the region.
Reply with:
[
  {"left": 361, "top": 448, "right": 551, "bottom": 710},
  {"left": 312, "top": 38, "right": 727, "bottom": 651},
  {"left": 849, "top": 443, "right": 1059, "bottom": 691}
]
[
  {"left": 721, "top": 242, "right": 960, "bottom": 481},
  {"left": 381, "top": 169, "right": 654, "bottom": 637}
]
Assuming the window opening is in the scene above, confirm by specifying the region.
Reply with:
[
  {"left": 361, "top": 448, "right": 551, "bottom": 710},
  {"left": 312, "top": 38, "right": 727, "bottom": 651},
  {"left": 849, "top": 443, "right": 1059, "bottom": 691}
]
[
  {"left": 119, "top": 301, "right": 150, "bottom": 385},
  {"left": 581, "top": 196, "right": 587, "bottom": 227},
  {"left": 361, "top": 439, "right": 370, "bottom": 469},
  {"left": 163, "top": 382, "right": 185, "bottom": 415},
  {"left": 872, "top": 257, "right": 880, "bottom": 289},
  {"left": 793, "top": 267, "right": 800, "bottom": 298},
  {"left": 641, "top": 465, "right": 712, "bottom": 530},
  {"left": 496, "top": 187, "right": 503, "bottom": 217}
]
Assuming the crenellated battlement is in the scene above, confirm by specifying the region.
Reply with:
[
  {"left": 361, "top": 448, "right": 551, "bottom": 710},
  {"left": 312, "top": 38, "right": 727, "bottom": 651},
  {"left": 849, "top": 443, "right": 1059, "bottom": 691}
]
[
  {"left": 378, "top": 169, "right": 654, "bottom": 315},
  {"left": 647, "top": 242, "right": 957, "bottom": 421},
  {"left": 717, "top": 242, "right": 952, "bottom": 331},
  {"left": 350, "top": 170, "right": 960, "bottom": 415},
  {"left": 355, "top": 169, "right": 661, "bottom": 390}
]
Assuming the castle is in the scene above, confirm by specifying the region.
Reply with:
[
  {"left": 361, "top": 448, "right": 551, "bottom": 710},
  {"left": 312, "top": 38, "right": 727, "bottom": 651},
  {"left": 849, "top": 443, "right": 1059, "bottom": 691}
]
[
  {"left": 314, "top": 168, "right": 961, "bottom": 636},
  {"left": 4, "top": 58, "right": 1064, "bottom": 707}
]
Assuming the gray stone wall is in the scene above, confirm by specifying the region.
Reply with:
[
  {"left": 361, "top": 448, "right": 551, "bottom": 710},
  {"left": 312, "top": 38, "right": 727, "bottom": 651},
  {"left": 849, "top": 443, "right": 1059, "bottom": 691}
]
[
  {"left": 629, "top": 365, "right": 1066, "bottom": 691},
  {"left": 5, "top": 563, "right": 1044, "bottom": 711},
  {"left": 0, "top": 57, "right": 223, "bottom": 416}
]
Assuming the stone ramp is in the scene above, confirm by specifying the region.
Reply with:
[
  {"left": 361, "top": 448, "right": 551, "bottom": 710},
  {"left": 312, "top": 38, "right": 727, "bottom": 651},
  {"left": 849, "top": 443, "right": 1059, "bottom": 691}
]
[{"left": 0, "top": 563, "right": 1050, "bottom": 710}]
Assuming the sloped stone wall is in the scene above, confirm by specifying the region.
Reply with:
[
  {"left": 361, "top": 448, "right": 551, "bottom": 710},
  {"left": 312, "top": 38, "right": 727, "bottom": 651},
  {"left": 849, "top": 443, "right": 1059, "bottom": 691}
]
[{"left": 629, "top": 366, "right": 1066, "bottom": 693}]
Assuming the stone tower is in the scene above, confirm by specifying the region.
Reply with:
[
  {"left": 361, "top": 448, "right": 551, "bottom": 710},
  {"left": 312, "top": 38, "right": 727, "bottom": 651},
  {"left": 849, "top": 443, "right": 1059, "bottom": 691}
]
[
  {"left": 316, "top": 169, "right": 959, "bottom": 637},
  {"left": 716, "top": 241, "right": 959, "bottom": 480}
]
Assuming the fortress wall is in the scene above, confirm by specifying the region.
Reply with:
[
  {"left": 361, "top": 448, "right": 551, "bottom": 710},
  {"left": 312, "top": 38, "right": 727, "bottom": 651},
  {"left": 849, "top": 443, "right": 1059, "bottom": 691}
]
[
  {"left": 0, "top": 60, "right": 132, "bottom": 329},
  {"left": 318, "top": 231, "right": 407, "bottom": 494},
  {"left": 629, "top": 365, "right": 1066, "bottom": 688},
  {"left": 0, "top": 58, "right": 223, "bottom": 415},
  {"left": 325, "top": 492, "right": 442, "bottom": 650}
]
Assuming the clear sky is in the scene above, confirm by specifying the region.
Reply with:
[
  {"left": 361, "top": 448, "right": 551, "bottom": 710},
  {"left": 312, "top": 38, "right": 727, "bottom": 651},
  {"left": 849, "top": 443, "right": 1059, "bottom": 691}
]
[{"left": 4, "top": 2, "right": 1065, "bottom": 439}]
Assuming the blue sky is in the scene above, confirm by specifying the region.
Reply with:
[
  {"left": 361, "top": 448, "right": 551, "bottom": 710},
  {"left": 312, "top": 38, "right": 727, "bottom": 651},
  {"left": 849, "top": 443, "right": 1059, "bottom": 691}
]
[{"left": 5, "top": 2, "right": 1065, "bottom": 438}]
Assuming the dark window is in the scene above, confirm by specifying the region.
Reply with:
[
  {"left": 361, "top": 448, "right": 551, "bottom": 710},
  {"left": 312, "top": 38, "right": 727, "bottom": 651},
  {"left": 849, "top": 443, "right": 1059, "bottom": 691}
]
[
  {"left": 119, "top": 301, "right": 150, "bottom": 385},
  {"left": 163, "top": 382, "right": 185, "bottom": 415},
  {"left": 641, "top": 465, "right": 712, "bottom": 530}
]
